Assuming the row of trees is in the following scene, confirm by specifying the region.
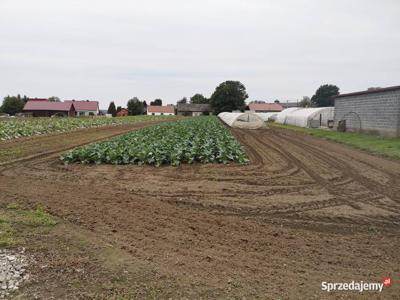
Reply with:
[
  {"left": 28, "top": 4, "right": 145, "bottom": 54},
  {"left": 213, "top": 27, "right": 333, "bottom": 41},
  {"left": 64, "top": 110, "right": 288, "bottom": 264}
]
[
  {"left": 299, "top": 85, "right": 339, "bottom": 108},
  {"left": 1, "top": 83, "right": 340, "bottom": 116},
  {"left": 248, "top": 85, "right": 340, "bottom": 108},
  {"left": 106, "top": 81, "right": 247, "bottom": 117},
  {"left": 176, "top": 82, "right": 339, "bottom": 114},
  {"left": 0, "top": 95, "right": 61, "bottom": 115},
  {"left": 175, "top": 81, "right": 249, "bottom": 114},
  {"left": 107, "top": 97, "right": 149, "bottom": 117},
  {"left": 177, "top": 93, "right": 209, "bottom": 105},
  {"left": 0, "top": 95, "right": 27, "bottom": 115}
]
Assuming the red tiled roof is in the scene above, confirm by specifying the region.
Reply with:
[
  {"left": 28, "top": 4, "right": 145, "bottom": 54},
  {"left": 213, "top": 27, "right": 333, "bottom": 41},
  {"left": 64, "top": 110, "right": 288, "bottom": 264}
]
[
  {"left": 147, "top": 105, "right": 175, "bottom": 113},
  {"left": 64, "top": 100, "right": 99, "bottom": 111},
  {"left": 116, "top": 108, "right": 129, "bottom": 116},
  {"left": 249, "top": 103, "right": 283, "bottom": 112},
  {"left": 23, "top": 101, "right": 74, "bottom": 111}
]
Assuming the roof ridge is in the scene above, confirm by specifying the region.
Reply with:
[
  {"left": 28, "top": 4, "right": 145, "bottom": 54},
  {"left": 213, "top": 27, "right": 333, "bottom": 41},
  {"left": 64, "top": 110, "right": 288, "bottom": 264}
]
[{"left": 334, "top": 85, "right": 400, "bottom": 98}]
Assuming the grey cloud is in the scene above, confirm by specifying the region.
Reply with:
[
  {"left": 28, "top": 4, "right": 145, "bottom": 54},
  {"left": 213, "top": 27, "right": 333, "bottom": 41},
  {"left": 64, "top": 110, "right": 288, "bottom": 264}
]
[{"left": 1, "top": 0, "right": 399, "bottom": 108}]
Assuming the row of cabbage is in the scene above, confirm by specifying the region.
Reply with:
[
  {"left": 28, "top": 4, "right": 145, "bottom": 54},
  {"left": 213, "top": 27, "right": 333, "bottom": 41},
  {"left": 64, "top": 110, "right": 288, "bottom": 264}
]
[
  {"left": 0, "top": 116, "right": 167, "bottom": 141},
  {"left": 60, "top": 116, "right": 248, "bottom": 166}
]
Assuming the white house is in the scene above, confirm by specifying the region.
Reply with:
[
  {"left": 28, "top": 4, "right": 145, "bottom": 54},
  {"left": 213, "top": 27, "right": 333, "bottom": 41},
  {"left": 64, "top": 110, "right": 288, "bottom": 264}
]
[
  {"left": 64, "top": 100, "right": 99, "bottom": 116},
  {"left": 147, "top": 105, "right": 175, "bottom": 116}
]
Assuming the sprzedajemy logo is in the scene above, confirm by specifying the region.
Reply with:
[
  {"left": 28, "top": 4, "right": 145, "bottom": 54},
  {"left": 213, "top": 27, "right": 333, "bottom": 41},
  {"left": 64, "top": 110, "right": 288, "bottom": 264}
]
[{"left": 321, "top": 277, "right": 392, "bottom": 293}]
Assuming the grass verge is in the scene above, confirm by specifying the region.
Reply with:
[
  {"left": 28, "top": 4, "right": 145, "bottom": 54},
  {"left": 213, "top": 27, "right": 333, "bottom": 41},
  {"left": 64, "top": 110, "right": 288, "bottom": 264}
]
[
  {"left": 0, "top": 203, "right": 57, "bottom": 247},
  {"left": 270, "top": 123, "right": 400, "bottom": 159}
]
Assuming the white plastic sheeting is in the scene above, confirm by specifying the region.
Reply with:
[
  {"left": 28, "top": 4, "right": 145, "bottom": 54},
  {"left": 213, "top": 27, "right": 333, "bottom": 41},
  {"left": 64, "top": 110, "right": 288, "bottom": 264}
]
[
  {"left": 275, "top": 107, "right": 303, "bottom": 124},
  {"left": 255, "top": 112, "right": 278, "bottom": 122},
  {"left": 218, "top": 112, "right": 265, "bottom": 129},
  {"left": 284, "top": 107, "right": 334, "bottom": 128}
]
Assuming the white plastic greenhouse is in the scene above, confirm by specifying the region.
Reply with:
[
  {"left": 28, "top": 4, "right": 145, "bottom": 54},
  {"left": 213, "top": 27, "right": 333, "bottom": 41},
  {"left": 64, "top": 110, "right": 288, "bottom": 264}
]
[
  {"left": 275, "top": 107, "right": 304, "bottom": 124},
  {"left": 255, "top": 112, "right": 278, "bottom": 122},
  {"left": 218, "top": 112, "right": 265, "bottom": 129},
  {"left": 284, "top": 107, "right": 335, "bottom": 128}
]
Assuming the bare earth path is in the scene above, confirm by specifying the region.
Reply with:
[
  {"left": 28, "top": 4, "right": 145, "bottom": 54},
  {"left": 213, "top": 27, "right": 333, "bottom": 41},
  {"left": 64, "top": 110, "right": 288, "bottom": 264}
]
[{"left": 0, "top": 126, "right": 399, "bottom": 299}]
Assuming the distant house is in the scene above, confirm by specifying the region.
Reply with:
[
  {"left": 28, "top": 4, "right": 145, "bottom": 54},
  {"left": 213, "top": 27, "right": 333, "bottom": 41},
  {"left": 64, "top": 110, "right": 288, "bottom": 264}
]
[
  {"left": 176, "top": 103, "right": 213, "bottom": 116},
  {"left": 116, "top": 108, "right": 129, "bottom": 117},
  {"left": 23, "top": 100, "right": 76, "bottom": 117},
  {"left": 147, "top": 105, "right": 175, "bottom": 116},
  {"left": 248, "top": 103, "right": 283, "bottom": 113},
  {"left": 64, "top": 100, "right": 99, "bottom": 116}
]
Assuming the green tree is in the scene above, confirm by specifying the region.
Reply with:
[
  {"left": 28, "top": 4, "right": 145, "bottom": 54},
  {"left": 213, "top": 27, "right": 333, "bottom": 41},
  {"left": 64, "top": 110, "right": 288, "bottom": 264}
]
[
  {"left": 0, "top": 95, "right": 25, "bottom": 115},
  {"left": 107, "top": 101, "right": 117, "bottom": 117},
  {"left": 311, "top": 84, "right": 339, "bottom": 107},
  {"left": 177, "top": 97, "right": 187, "bottom": 104},
  {"left": 299, "top": 96, "right": 311, "bottom": 107},
  {"left": 150, "top": 99, "right": 162, "bottom": 106},
  {"left": 190, "top": 93, "right": 209, "bottom": 104},
  {"left": 48, "top": 96, "right": 60, "bottom": 102},
  {"left": 127, "top": 97, "right": 144, "bottom": 115},
  {"left": 210, "top": 81, "right": 248, "bottom": 114}
]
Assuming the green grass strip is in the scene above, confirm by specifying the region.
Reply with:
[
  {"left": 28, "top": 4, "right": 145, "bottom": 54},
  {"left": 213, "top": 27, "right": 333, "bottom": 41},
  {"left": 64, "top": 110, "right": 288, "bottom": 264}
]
[{"left": 271, "top": 123, "right": 400, "bottom": 159}]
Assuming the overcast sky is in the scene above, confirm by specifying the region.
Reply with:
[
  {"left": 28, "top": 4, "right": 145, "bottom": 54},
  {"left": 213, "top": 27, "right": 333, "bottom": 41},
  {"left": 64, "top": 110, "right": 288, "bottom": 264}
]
[{"left": 1, "top": 0, "right": 399, "bottom": 108}]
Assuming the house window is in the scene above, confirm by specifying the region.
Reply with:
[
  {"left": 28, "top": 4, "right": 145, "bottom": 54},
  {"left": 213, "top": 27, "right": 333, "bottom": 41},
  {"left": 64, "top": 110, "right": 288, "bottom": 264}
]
[
  {"left": 152, "top": 113, "right": 155, "bottom": 115},
  {"left": 161, "top": 113, "right": 164, "bottom": 115},
  {"left": 79, "top": 112, "right": 85, "bottom": 116}
]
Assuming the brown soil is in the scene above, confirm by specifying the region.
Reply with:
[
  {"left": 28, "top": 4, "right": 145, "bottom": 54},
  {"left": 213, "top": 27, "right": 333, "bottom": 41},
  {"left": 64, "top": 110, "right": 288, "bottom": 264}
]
[{"left": 1, "top": 126, "right": 399, "bottom": 299}]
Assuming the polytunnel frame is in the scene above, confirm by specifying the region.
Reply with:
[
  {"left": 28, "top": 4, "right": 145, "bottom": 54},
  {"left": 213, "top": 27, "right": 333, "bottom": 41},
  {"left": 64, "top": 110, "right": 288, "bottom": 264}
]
[
  {"left": 282, "top": 107, "right": 335, "bottom": 128},
  {"left": 339, "top": 111, "right": 362, "bottom": 132},
  {"left": 218, "top": 112, "right": 266, "bottom": 129}
]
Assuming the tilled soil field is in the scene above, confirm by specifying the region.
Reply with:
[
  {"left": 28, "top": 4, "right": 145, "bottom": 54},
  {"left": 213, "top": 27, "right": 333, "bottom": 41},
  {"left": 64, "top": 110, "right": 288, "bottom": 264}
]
[{"left": 0, "top": 125, "right": 399, "bottom": 299}]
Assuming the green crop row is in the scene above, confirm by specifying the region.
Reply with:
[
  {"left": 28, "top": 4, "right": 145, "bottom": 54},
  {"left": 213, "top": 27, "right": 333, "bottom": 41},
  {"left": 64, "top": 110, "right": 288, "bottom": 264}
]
[
  {"left": 0, "top": 116, "right": 168, "bottom": 141},
  {"left": 60, "top": 116, "right": 248, "bottom": 166}
]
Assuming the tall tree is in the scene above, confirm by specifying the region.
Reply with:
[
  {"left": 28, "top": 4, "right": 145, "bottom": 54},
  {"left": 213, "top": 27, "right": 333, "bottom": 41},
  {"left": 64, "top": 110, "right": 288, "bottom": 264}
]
[
  {"left": 150, "top": 99, "right": 162, "bottom": 106},
  {"left": 210, "top": 81, "right": 248, "bottom": 114},
  {"left": 177, "top": 97, "right": 187, "bottom": 104},
  {"left": 107, "top": 101, "right": 117, "bottom": 117},
  {"left": 311, "top": 84, "right": 339, "bottom": 107},
  {"left": 0, "top": 95, "right": 25, "bottom": 115},
  {"left": 48, "top": 96, "right": 60, "bottom": 102},
  {"left": 190, "top": 94, "right": 209, "bottom": 104},
  {"left": 127, "top": 97, "right": 145, "bottom": 115}
]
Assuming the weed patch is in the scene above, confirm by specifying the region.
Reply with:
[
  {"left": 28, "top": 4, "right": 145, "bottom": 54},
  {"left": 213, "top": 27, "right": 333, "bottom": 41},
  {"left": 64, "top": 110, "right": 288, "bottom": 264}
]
[{"left": 0, "top": 204, "right": 57, "bottom": 248}]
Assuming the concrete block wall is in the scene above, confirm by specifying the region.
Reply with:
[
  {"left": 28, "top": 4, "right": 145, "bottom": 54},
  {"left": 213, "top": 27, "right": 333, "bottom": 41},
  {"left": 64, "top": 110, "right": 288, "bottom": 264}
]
[{"left": 334, "top": 90, "right": 400, "bottom": 137}]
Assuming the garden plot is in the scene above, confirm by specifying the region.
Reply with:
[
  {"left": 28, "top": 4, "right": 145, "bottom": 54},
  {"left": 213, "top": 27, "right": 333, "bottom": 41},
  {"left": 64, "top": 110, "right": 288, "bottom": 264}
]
[
  {"left": 60, "top": 116, "right": 248, "bottom": 166},
  {"left": 0, "top": 124, "right": 399, "bottom": 298},
  {"left": 0, "top": 115, "right": 167, "bottom": 141}
]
